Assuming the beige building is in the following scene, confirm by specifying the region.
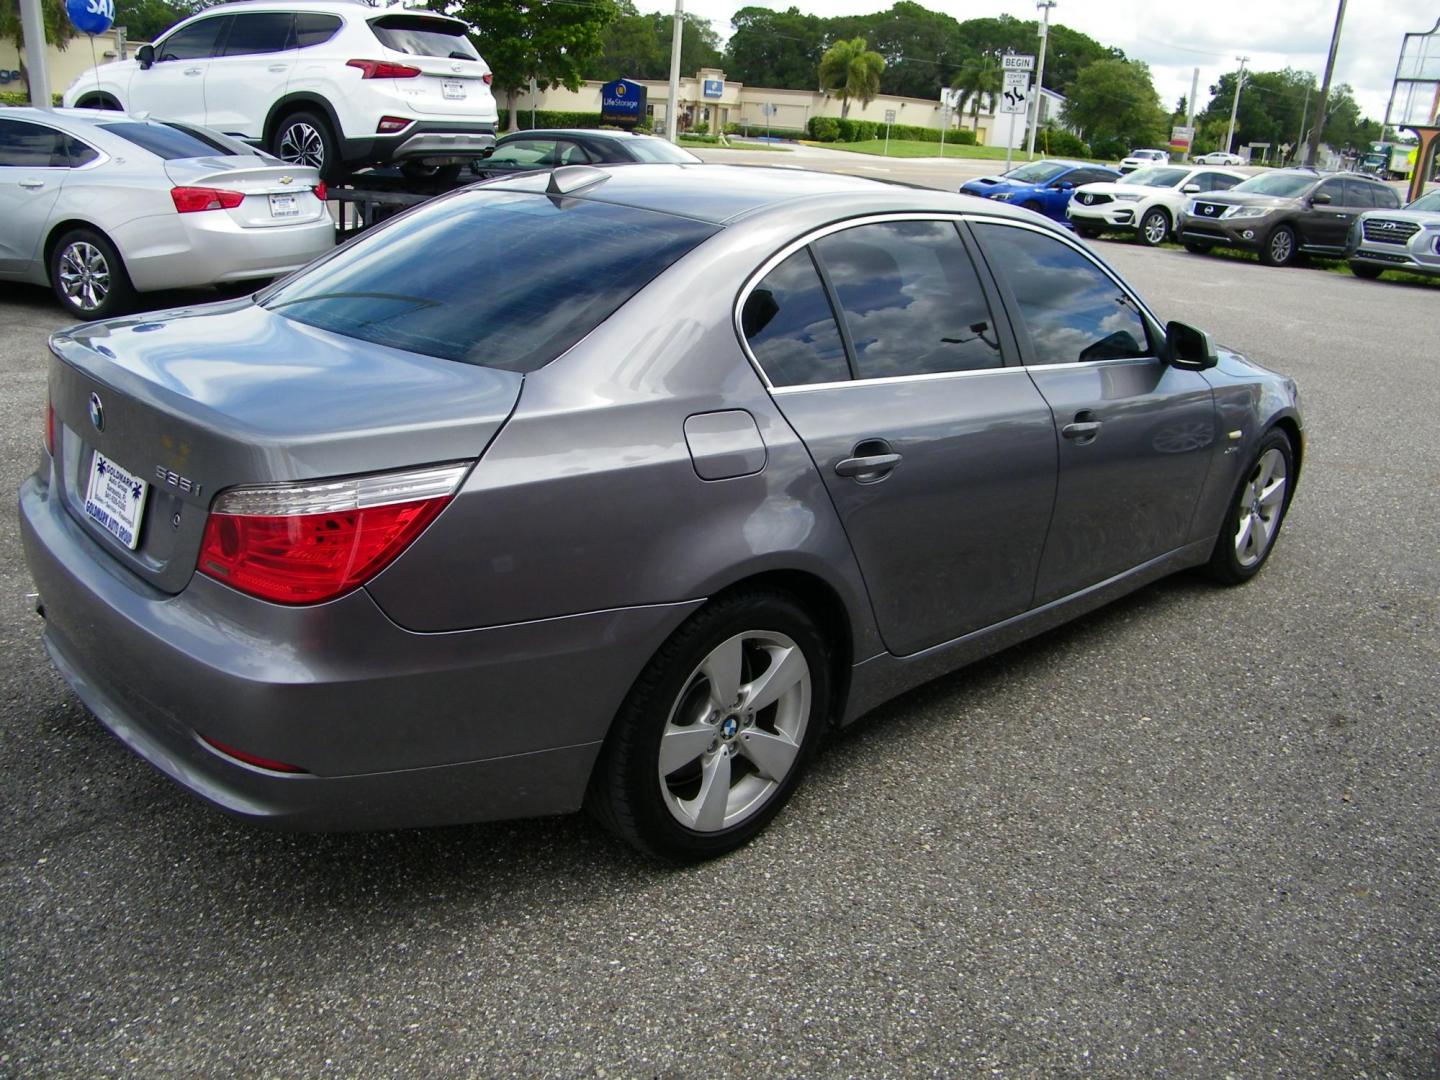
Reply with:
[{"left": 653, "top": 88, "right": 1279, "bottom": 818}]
[{"left": 0, "top": 28, "right": 140, "bottom": 101}]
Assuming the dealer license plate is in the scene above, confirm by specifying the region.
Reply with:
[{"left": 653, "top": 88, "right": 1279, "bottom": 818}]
[
  {"left": 84, "top": 453, "right": 147, "bottom": 550},
  {"left": 442, "top": 79, "right": 466, "bottom": 100},
  {"left": 269, "top": 193, "right": 298, "bottom": 218}
]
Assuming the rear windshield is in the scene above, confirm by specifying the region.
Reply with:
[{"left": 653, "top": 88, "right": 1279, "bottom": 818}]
[
  {"left": 98, "top": 121, "right": 243, "bottom": 159},
  {"left": 368, "top": 14, "right": 480, "bottom": 60},
  {"left": 1233, "top": 172, "right": 1316, "bottom": 197},
  {"left": 263, "top": 190, "right": 718, "bottom": 372},
  {"left": 625, "top": 138, "right": 700, "bottom": 164}
]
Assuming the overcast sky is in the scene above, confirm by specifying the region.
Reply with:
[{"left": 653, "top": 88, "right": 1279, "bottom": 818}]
[{"left": 684, "top": 0, "right": 1436, "bottom": 127}]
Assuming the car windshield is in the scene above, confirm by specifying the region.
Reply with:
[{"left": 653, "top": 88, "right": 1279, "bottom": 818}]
[
  {"left": 1004, "top": 161, "right": 1069, "bottom": 184},
  {"left": 1233, "top": 172, "right": 1316, "bottom": 197},
  {"left": 367, "top": 14, "right": 480, "bottom": 60},
  {"left": 98, "top": 121, "right": 248, "bottom": 159},
  {"left": 1406, "top": 190, "right": 1440, "bottom": 213},
  {"left": 624, "top": 138, "right": 700, "bottom": 164},
  {"left": 263, "top": 190, "right": 717, "bottom": 372},
  {"left": 1121, "top": 166, "right": 1189, "bottom": 188}
]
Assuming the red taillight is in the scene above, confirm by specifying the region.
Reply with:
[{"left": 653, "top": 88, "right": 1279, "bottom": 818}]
[
  {"left": 347, "top": 58, "right": 421, "bottom": 79},
  {"left": 376, "top": 115, "right": 412, "bottom": 134},
  {"left": 313, "top": 181, "right": 327, "bottom": 201},
  {"left": 171, "top": 186, "right": 245, "bottom": 213},
  {"left": 199, "top": 734, "right": 307, "bottom": 774},
  {"left": 482, "top": 72, "right": 493, "bottom": 85},
  {"left": 45, "top": 399, "right": 55, "bottom": 457},
  {"left": 196, "top": 464, "right": 467, "bottom": 605}
]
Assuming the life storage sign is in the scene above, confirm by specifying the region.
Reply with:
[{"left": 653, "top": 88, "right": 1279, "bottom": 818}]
[{"left": 600, "top": 79, "right": 647, "bottom": 129}]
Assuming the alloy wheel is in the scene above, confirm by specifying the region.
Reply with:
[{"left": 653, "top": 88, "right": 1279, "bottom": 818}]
[
  {"left": 1268, "top": 229, "right": 1293, "bottom": 264},
  {"left": 58, "top": 242, "right": 110, "bottom": 312},
  {"left": 1234, "top": 447, "right": 1288, "bottom": 568},
  {"left": 1142, "top": 209, "right": 1169, "bottom": 245},
  {"left": 657, "top": 630, "right": 811, "bottom": 832},
  {"left": 278, "top": 122, "right": 325, "bottom": 169}
]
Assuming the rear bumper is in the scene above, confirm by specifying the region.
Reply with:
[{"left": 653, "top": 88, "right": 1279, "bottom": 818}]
[
  {"left": 114, "top": 211, "right": 336, "bottom": 292},
  {"left": 20, "top": 466, "right": 700, "bottom": 830},
  {"left": 342, "top": 120, "right": 498, "bottom": 165}
]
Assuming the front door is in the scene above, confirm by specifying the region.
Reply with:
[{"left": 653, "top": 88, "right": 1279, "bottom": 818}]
[
  {"left": 740, "top": 218, "right": 1058, "bottom": 656},
  {"left": 970, "top": 219, "right": 1217, "bottom": 604},
  {"left": 129, "top": 14, "right": 232, "bottom": 124},
  {"left": 0, "top": 118, "right": 70, "bottom": 273}
]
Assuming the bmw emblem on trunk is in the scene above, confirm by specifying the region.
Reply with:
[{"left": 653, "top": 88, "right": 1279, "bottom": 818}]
[{"left": 88, "top": 392, "right": 104, "bottom": 432}]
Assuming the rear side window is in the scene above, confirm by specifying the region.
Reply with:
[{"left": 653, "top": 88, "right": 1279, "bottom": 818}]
[
  {"left": 293, "top": 13, "right": 342, "bottom": 48},
  {"left": 1370, "top": 182, "right": 1401, "bottom": 210},
  {"left": 158, "top": 16, "right": 230, "bottom": 61},
  {"left": 1342, "top": 179, "right": 1376, "bottom": 209},
  {"left": 368, "top": 15, "right": 480, "bottom": 60},
  {"left": 264, "top": 192, "right": 717, "bottom": 373},
  {"left": 100, "top": 122, "right": 242, "bottom": 159},
  {"left": 813, "top": 220, "right": 1001, "bottom": 378},
  {"left": 974, "top": 223, "right": 1150, "bottom": 365},
  {"left": 742, "top": 250, "right": 849, "bottom": 386},
  {"left": 221, "top": 12, "right": 294, "bottom": 56}
]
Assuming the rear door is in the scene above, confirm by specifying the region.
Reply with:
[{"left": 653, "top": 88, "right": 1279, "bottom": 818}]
[
  {"left": 129, "top": 14, "right": 231, "bottom": 123},
  {"left": 742, "top": 217, "right": 1059, "bottom": 656},
  {"left": 970, "top": 218, "right": 1217, "bottom": 604},
  {"left": 203, "top": 11, "right": 297, "bottom": 140},
  {"left": 1300, "top": 177, "right": 1353, "bottom": 251}
]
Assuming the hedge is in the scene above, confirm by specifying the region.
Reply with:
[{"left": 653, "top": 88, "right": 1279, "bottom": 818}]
[
  {"left": 806, "top": 114, "right": 977, "bottom": 145},
  {"left": 502, "top": 110, "right": 610, "bottom": 131},
  {"left": 1, "top": 91, "right": 62, "bottom": 106}
]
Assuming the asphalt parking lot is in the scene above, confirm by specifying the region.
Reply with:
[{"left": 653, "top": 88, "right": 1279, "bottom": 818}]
[{"left": 2, "top": 195, "right": 1437, "bottom": 1076}]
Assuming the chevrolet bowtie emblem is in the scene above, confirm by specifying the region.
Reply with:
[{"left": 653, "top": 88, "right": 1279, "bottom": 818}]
[{"left": 278, "top": 175, "right": 295, "bottom": 185}]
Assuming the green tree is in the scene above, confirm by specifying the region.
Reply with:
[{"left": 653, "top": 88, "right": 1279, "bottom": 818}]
[
  {"left": 0, "top": 0, "right": 73, "bottom": 97},
  {"left": 584, "top": 4, "right": 723, "bottom": 82},
  {"left": 1060, "top": 58, "right": 1167, "bottom": 155},
  {"left": 436, "top": 0, "right": 618, "bottom": 131},
  {"left": 818, "top": 36, "right": 884, "bottom": 118},
  {"left": 951, "top": 54, "right": 1000, "bottom": 134},
  {"left": 117, "top": 0, "right": 201, "bottom": 43},
  {"left": 826, "top": 2, "right": 967, "bottom": 100},
  {"left": 726, "top": 6, "right": 826, "bottom": 89}
]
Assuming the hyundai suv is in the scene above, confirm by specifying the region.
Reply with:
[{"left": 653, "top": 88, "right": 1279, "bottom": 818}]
[
  {"left": 1178, "top": 168, "right": 1401, "bottom": 266},
  {"left": 62, "top": 0, "right": 498, "bottom": 182}
]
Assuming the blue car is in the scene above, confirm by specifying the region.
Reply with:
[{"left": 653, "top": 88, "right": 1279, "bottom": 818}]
[{"left": 960, "top": 159, "right": 1122, "bottom": 225}]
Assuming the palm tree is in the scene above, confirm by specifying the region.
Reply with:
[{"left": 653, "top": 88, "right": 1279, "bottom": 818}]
[
  {"left": 819, "top": 37, "right": 885, "bottom": 119},
  {"left": 952, "top": 55, "right": 1001, "bottom": 135}
]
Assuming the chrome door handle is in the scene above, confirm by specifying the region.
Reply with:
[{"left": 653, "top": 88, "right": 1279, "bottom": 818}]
[
  {"left": 184, "top": 67, "right": 202, "bottom": 76},
  {"left": 268, "top": 64, "right": 287, "bottom": 72},
  {"left": 19, "top": 178, "right": 45, "bottom": 189}
]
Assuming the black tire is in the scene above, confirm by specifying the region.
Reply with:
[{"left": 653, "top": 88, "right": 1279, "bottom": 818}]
[
  {"left": 1204, "top": 429, "right": 1295, "bottom": 586},
  {"left": 1137, "top": 207, "right": 1171, "bottom": 247},
  {"left": 1074, "top": 223, "right": 1104, "bottom": 239},
  {"left": 270, "top": 110, "right": 341, "bottom": 183},
  {"left": 48, "top": 228, "right": 135, "bottom": 321},
  {"left": 400, "top": 161, "right": 463, "bottom": 184},
  {"left": 75, "top": 93, "right": 122, "bottom": 110},
  {"left": 1021, "top": 200, "right": 1044, "bottom": 215},
  {"left": 1348, "top": 262, "right": 1384, "bottom": 280},
  {"left": 1259, "top": 224, "right": 1299, "bottom": 267},
  {"left": 1183, "top": 241, "right": 1212, "bottom": 254},
  {"left": 586, "top": 589, "right": 832, "bottom": 861}
]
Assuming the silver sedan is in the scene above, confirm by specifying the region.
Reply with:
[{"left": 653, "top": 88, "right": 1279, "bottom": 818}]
[{"left": 0, "top": 107, "right": 334, "bottom": 319}]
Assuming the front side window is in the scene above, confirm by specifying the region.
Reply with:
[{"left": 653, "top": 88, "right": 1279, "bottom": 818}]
[
  {"left": 221, "top": 12, "right": 294, "bottom": 56},
  {"left": 158, "top": 16, "right": 230, "bottom": 61},
  {"left": 974, "top": 223, "right": 1150, "bottom": 365},
  {"left": 367, "top": 15, "right": 480, "bottom": 59},
  {"left": 264, "top": 191, "right": 717, "bottom": 373},
  {"left": 813, "top": 220, "right": 1002, "bottom": 379},
  {"left": 742, "top": 250, "right": 849, "bottom": 387},
  {"left": 0, "top": 119, "right": 67, "bottom": 167}
]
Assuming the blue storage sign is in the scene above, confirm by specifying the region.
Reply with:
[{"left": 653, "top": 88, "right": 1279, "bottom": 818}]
[
  {"left": 703, "top": 78, "right": 724, "bottom": 99},
  {"left": 600, "top": 79, "right": 647, "bottom": 127}
]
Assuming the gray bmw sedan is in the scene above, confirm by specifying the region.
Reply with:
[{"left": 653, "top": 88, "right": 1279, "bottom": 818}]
[{"left": 20, "top": 163, "right": 1303, "bottom": 860}]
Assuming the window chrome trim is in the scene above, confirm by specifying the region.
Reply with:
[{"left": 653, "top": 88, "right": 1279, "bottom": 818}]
[
  {"left": 771, "top": 365, "right": 1026, "bottom": 395},
  {"left": 0, "top": 116, "right": 109, "bottom": 172}
]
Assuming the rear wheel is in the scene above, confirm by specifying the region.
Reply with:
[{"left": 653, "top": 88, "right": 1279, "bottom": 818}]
[
  {"left": 1205, "top": 430, "right": 1294, "bottom": 585},
  {"left": 271, "top": 111, "right": 340, "bottom": 183},
  {"left": 49, "top": 228, "right": 135, "bottom": 321},
  {"left": 587, "top": 590, "right": 831, "bottom": 861},
  {"left": 1260, "top": 224, "right": 1299, "bottom": 267},
  {"left": 1348, "top": 263, "right": 1384, "bottom": 280},
  {"left": 1138, "top": 207, "right": 1171, "bottom": 246}
]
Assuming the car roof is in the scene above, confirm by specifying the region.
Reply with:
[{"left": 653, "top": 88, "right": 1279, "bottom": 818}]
[{"left": 481, "top": 162, "right": 1060, "bottom": 229}]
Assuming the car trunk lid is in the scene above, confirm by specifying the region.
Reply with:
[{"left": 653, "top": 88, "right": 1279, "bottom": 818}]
[
  {"left": 163, "top": 157, "right": 329, "bottom": 229},
  {"left": 47, "top": 300, "right": 521, "bottom": 594}
]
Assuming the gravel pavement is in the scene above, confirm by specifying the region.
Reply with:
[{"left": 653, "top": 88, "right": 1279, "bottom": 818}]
[{"left": 1, "top": 207, "right": 1437, "bottom": 1077}]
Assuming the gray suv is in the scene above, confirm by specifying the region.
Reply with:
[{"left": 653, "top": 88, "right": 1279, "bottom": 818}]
[{"left": 1346, "top": 188, "right": 1440, "bottom": 280}]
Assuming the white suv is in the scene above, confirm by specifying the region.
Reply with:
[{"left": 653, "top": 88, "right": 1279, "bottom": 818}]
[
  {"left": 62, "top": 0, "right": 498, "bottom": 181},
  {"left": 1068, "top": 164, "right": 1247, "bottom": 246}
]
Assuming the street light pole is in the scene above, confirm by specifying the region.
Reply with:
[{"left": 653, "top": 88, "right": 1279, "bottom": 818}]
[
  {"left": 1304, "top": 0, "right": 1348, "bottom": 167},
  {"left": 1224, "top": 56, "right": 1249, "bottom": 155},
  {"left": 1025, "top": 0, "right": 1055, "bottom": 159},
  {"left": 665, "top": 0, "right": 683, "bottom": 143}
]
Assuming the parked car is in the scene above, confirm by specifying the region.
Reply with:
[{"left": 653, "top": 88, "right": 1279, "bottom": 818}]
[
  {"left": 1119, "top": 148, "right": 1170, "bottom": 173},
  {"left": 1194, "top": 151, "right": 1246, "bottom": 166},
  {"left": 1069, "top": 164, "right": 1247, "bottom": 245},
  {"left": 1345, "top": 187, "right": 1440, "bottom": 280},
  {"left": 469, "top": 127, "right": 700, "bottom": 178},
  {"left": 1177, "top": 168, "right": 1401, "bottom": 266},
  {"left": 61, "top": 0, "right": 498, "bottom": 182},
  {"left": 21, "top": 163, "right": 1303, "bottom": 860},
  {"left": 0, "top": 107, "right": 333, "bottom": 319},
  {"left": 959, "top": 159, "right": 1123, "bottom": 224}
]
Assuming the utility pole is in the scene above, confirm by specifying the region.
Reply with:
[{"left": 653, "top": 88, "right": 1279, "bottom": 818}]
[
  {"left": 1185, "top": 66, "right": 1198, "bottom": 161},
  {"left": 1025, "top": 0, "right": 1055, "bottom": 159},
  {"left": 665, "top": 0, "right": 683, "bottom": 143},
  {"left": 1295, "top": 83, "right": 1311, "bottom": 164},
  {"left": 1305, "top": 0, "right": 1347, "bottom": 167},
  {"left": 19, "top": 0, "right": 52, "bottom": 109},
  {"left": 1225, "top": 56, "right": 1249, "bottom": 155}
]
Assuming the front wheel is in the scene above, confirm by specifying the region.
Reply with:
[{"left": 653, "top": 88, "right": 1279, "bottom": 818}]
[
  {"left": 1260, "top": 224, "right": 1299, "bottom": 267},
  {"left": 1183, "top": 241, "right": 1212, "bottom": 254},
  {"left": 49, "top": 228, "right": 135, "bottom": 321},
  {"left": 1138, "top": 207, "right": 1171, "bottom": 246},
  {"left": 1205, "top": 430, "right": 1294, "bottom": 585},
  {"left": 587, "top": 590, "right": 831, "bottom": 861},
  {"left": 1348, "top": 262, "right": 1384, "bottom": 280},
  {"left": 1074, "top": 223, "right": 1104, "bottom": 239}
]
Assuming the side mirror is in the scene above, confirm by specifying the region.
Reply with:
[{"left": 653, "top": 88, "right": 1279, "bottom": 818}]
[
  {"left": 1054, "top": 180, "right": 1075, "bottom": 190},
  {"left": 137, "top": 44, "right": 155, "bottom": 69},
  {"left": 1165, "top": 320, "right": 1217, "bottom": 370},
  {"left": 1182, "top": 182, "right": 1200, "bottom": 193},
  {"left": 1312, "top": 191, "right": 1332, "bottom": 205}
]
